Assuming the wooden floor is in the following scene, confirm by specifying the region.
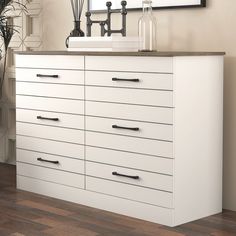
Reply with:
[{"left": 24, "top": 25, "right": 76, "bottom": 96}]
[{"left": 0, "top": 164, "right": 236, "bottom": 236}]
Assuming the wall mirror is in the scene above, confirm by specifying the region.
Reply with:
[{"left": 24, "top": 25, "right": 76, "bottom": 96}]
[{"left": 88, "top": 0, "right": 206, "bottom": 12}]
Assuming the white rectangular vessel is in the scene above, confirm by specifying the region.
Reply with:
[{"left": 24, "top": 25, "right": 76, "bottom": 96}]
[{"left": 68, "top": 36, "right": 140, "bottom": 51}]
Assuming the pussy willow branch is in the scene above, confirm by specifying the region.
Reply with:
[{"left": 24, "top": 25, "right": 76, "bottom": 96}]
[
  {"left": 70, "top": 0, "right": 76, "bottom": 20},
  {"left": 79, "top": 0, "right": 84, "bottom": 20},
  {"left": 70, "top": 0, "right": 84, "bottom": 21},
  {"left": 75, "top": 0, "right": 78, "bottom": 19}
]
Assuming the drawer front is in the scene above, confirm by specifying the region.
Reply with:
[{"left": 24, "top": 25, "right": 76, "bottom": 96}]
[
  {"left": 86, "top": 87, "right": 173, "bottom": 107},
  {"left": 86, "top": 162, "right": 172, "bottom": 192},
  {"left": 16, "top": 82, "right": 84, "bottom": 100},
  {"left": 16, "top": 55, "right": 84, "bottom": 70},
  {"left": 16, "top": 68, "right": 84, "bottom": 85},
  {"left": 17, "top": 149, "right": 84, "bottom": 174},
  {"left": 86, "top": 101, "right": 173, "bottom": 124},
  {"left": 86, "top": 147, "right": 173, "bottom": 175},
  {"left": 87, "top": 177, "right": 173, "bottom": 208},
  {"left": 17, "top": 123, "right": 84, "bottom": 144},
  {"left": 86, "top": 131, "right": 173, "bottom": 158},
  {"left": 86, "top": 116, "right": 173, "bottom": 141},
  {"left": 17, "top": 136, "right": 84, "bottom": 159},
  {"left": 16, "top": 96, "right": 84, "bottom": 115},
  {"left": 86, "top": 56, "right": 173, "bottom": 73},
  {"left": 16, "top": 109, "right": 84, "bottom": 130},
  {"left": 17, "top": 176, "right": 173, "bottom": 226},
  {"left": 17, "top": 162, "right": 84, "bottom": 189},
  {"left": 86, "top": 71, "right": 172, "bottom": 90}
]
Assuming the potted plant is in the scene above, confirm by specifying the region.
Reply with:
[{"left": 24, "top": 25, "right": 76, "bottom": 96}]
[
  {"left": 0, "top": 0, "right": 27, "bottom": 163},
  {"left": 0, "top": 0, "right": 27, "bottom": 98}
]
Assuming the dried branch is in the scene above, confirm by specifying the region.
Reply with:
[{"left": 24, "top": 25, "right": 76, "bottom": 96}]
[{"left": 70, "top": 0, "right": 84, "bottom": 21}]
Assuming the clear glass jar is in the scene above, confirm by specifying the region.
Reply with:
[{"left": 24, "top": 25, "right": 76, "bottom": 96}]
[{"left": 138, "top": 0, "right": 157, "bottom": 52}]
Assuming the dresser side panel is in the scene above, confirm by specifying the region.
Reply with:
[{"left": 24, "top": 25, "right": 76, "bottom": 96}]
[{"left": 173, "top": 56, "right": 224, "bottom": 225}]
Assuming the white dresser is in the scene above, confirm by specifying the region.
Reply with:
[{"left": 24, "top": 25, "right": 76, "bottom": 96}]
[{"left": 15, "top": 51, "right": 224, "bottom": 226}]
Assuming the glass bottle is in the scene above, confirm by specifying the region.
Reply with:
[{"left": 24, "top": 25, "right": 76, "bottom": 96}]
[{"left": 138, "top": 0, "right": 157, "bottom": 52}]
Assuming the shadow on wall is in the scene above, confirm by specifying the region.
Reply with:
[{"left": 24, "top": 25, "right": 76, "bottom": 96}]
[{"left": 162, "top": 15, "right": 194, "bottom": 51}]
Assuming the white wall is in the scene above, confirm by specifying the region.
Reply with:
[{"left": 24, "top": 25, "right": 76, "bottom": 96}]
[{"left": 42, "top": 0, "right": 236, "bottom": 211}]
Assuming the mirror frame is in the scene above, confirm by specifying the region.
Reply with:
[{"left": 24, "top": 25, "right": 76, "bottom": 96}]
[{"left": 88, "top": 0, "right": 206, "bottom": 13}]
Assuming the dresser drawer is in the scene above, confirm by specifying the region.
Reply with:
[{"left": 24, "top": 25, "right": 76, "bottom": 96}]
[
  {"left": 17, "top": 136, "right": 84, "bottom": 159},
  {"left": 86, "top": 131, "right": 172, "bottom": 158},
  {"left": 17, "top": 162, "right": 84, "bottom": 189},
  {"left": 86, "top": 116, "right": 173, "bottom": 141},
  {"left": 86, "top": 71, "right": 172, "bottom": 90},
  {"left": 86, "top": 87, "right": 173, "bottom": 107},
  {"left": 16, "top": 96, "right": 84, "bottom": 115},
  {"left": 86, "top": 101, "right": 173, "bottom": 124},
  {"left": 17, "top": 149, "right": 84, "bottom": 174},
  {"left": 86, "top": 162, "right": 172, "bottom": 192},
  {"left": 86, "top": 56, "right": 173, "bottom": 73},
  {"left": 16, "top": 109, "right": 84, "bottom": 130},
  {"left": 16, "top": 68, "right": 84, "bottom": 85},
  {"left": 86, "top": 147, "right": 173, "bottom": 175},
  {"left": 16, "top": 82, "right": 84, "bottom": 100},
  {"left": 87, "top": 177, "right": 173, "bottom": 208},
  {"left": 16, "top": 55, "right": 84, "bottom": 70},
  {"left": 17, "top": 123, "right": 84, "bottom": 144}
]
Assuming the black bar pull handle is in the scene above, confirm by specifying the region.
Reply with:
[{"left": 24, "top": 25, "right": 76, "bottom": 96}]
[
  {"left": 112, "top": 78, "right": 140, "bottom": 82},
  {"left": 112, "top": 125, "right": 139, "bottom": 131},
  {"left": 112, "top": 171, "right": 140, "bottom": 180},
  {"left": 37, "top": 116, "right": 59, "bottom": 122},
  {"left": 36, "top": 74, "right": 59, "bottom": 78},
  {"left": 37, "top": 158, "right": 59, "bottom": 165}
]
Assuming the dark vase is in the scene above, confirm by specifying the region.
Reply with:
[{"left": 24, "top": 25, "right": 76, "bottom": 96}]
[{"left": 65, "top": 21, "right": 85, "bottom": 48}]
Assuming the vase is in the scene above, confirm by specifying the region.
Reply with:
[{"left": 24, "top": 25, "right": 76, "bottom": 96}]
[
  {"left": 138, "top": 0, "right": 157, "bottom": 52},
  {"left": 65, "top": 21, "right": 85, "bottom": 48}
]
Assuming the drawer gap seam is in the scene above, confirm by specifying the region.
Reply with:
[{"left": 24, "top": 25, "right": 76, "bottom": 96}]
[
  {"left": 86, "top": 175, "right": 172, "bottom": 193},
  {"left": 86, "top": 145, "right": 173, "bottom": 159},
  {"left": 17, "top": 174, "right": 85, "bottom": 190},
  {"left": 86, "top": 188, "right": 173, "bottom": 210},
  {"left": 17, "top": 162, "right": 85, "bottom": 176},
  {"left": 86, "top": 160, "right": 173, "bottom": 176}
]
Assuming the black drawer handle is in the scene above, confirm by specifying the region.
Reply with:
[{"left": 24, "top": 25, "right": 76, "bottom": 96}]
[
  {"left": 112, "top": 171, "right": 140, "bottom": 180},
  {"left": 112, "top": 78, "right": 140, "bottom": 82},
  {"left": 36, "top": 74, "right": 59, "bottom": 78},
  {"left": 37, "top": 158, "right": 59, "bottom": 165},
  {"left": 112, "top": 125, "right": 139, "bottom": 131},
  {"left": 37, "top": 116, "right": 59, "bottom": 121}
]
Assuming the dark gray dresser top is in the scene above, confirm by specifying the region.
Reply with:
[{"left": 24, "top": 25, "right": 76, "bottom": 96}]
[{"left": 15, "top": 51, "right": 225, "bottom": 57}]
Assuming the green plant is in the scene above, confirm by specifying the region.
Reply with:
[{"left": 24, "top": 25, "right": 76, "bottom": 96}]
[{"left": 0, "top": 0, "right": 27, "bottom": 98}]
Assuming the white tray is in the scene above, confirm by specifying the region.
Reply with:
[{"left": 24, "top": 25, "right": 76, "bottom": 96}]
[{"left": 68, "top": 36, "right": 140, "bottom": 52}]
